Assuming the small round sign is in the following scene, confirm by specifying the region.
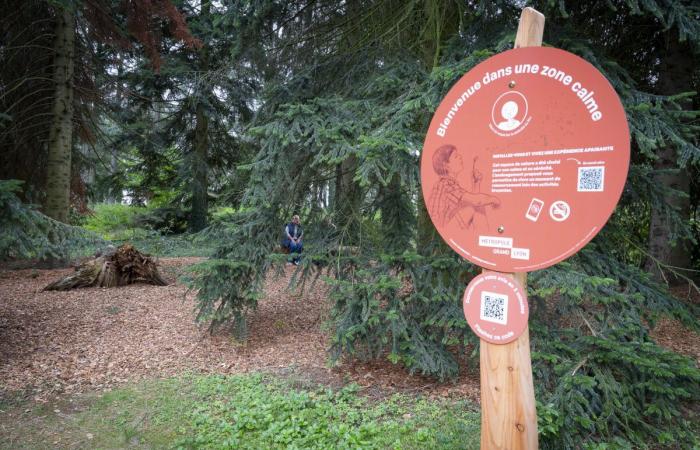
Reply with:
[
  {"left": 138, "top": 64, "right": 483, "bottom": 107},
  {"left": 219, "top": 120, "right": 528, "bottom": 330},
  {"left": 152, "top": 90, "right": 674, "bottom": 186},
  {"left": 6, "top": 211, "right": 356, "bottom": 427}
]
[
  {"left": 463, "top": 272, "right": 528, "bottom": 344},
  {"left": 421, "top": 47, "right": 630, "bottom": 272}
]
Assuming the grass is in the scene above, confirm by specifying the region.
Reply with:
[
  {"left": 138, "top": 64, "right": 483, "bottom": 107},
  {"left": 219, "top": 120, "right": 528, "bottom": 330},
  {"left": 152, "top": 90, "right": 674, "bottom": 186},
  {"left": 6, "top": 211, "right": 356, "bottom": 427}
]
[
  {"left": 82, "top": 203, "right": 148, "bottom": 241},
  {"left": 0, "top": 373, "right": 481, "bottom": 449},
  {"left": 113, "top": 234, "right": 216, "bottom": 258},
  {"left": 79, "top": 203, "right": 216, "bottom": 258}
]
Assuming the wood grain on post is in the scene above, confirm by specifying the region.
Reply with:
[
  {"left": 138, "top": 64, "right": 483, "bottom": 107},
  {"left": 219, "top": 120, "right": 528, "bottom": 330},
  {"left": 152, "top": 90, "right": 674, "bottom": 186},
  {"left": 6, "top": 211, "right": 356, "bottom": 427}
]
[
  {"left": 514, "top": 7, "right": 545, "bottom": 48},
  {"left": 480, "top": 273, "right": 537, "bottom": 450},
  {"left": 480, "top": 7, "right": 544, "bottom": 450}
]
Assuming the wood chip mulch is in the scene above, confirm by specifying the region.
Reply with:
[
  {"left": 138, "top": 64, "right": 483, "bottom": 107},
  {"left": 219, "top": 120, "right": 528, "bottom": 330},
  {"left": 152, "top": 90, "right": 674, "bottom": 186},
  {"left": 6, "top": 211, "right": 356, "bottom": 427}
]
[
  {"left": 649, "top": 285, "right": 700, "bottom": 366},
  {"left": 0, "top": 258, "right": 480, "bottom": 403},
  {"left": 3, "top": 258, "right": 695, "bottom": 405}
]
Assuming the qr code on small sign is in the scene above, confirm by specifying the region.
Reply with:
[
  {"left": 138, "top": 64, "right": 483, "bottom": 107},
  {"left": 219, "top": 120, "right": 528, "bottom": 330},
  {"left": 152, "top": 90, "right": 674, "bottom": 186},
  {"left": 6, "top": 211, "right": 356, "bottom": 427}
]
[
  {"left": 480, "top": 291, "right": 508, "bottom": 325},
  {"left": 578, "top": 166, "right": 605, "bottom": 192}
]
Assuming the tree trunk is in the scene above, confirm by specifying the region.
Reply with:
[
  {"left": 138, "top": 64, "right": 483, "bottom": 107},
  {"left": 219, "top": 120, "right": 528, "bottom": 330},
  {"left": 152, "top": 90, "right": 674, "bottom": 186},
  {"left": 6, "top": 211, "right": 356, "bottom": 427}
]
[
  {"left": 417, "top": 193, "right": 443, "bottom": 255},
  {"left": 334, "top": 154, "right": 362, "bottom": 239},
  {"left": 328, "top": 178, "right": 336, "bottom": 212},
  {"left": 189, "top": 1, "right": 210, "bottom": 232},
  {"left": 43, "top": 7, "right": 75, "bottom": 222},
  {"left": 44, "top": 244, "right": 167, "bottom": 291},
  {"left": 645, "top": 33, "right": 694, "bottom": 284},
  {"left": 380, "top": 174, "right": 412, "bottom": 253},
  {"left": 416, "top": 2, "right": 459, "bottom": 256},
  {"left": 190, "top": 101, "right": 209, "bottom": 231}
]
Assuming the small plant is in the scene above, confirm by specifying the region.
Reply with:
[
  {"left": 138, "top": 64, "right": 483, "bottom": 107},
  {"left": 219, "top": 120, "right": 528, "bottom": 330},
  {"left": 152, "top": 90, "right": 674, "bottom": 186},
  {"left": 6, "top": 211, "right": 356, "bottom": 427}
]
[
  {"left": 29, "top": 373, "right": 481, "bottom": 449},
  {"left": 106, "top": 305, "right": 121, "bottom": 315}
]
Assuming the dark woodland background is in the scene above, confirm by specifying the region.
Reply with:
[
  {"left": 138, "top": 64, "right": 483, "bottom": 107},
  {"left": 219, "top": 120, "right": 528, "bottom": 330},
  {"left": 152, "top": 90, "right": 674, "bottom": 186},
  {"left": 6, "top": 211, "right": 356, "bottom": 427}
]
[{"left": 1, "top": 1, "right": 699, "bottom": 448}]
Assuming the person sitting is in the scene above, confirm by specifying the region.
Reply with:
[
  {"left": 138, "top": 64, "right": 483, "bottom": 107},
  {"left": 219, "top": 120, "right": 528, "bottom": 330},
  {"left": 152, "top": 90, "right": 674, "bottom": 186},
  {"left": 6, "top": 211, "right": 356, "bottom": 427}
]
[{"left": 282, "top": 215, "right": 303, "bottom": 265}]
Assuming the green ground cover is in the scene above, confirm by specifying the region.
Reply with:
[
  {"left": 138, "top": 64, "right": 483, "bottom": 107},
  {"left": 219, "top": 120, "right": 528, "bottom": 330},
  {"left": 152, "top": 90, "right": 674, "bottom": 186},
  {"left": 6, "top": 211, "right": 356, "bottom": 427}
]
[
  {"left": 0, "top": 373, "right": 480, "bottom": 449},
  {"left": 82, "top": 203, "right": 217, "bottom": 258}
]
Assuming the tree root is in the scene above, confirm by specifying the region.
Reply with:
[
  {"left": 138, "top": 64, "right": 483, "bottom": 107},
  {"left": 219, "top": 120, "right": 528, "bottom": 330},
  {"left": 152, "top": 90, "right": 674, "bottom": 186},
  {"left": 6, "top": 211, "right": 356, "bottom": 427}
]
[{"left": 44, "top": 244, "right": 167, "bottom": 291}]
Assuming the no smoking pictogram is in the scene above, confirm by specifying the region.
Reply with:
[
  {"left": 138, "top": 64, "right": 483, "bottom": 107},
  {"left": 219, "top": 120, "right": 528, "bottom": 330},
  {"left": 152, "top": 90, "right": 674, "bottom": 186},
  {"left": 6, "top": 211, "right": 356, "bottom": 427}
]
[{"left": 549, "top": 201, "right": 570, "bottom": 222}]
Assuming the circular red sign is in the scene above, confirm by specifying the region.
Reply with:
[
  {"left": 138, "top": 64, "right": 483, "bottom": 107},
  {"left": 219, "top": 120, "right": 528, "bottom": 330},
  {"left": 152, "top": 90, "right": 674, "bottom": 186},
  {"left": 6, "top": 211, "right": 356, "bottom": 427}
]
[
  {"left": 463, "top": 272, "right": 528, "bottom": 344},
  {"left": 421, "top": 47, "right": 630, "bottom": 272}
]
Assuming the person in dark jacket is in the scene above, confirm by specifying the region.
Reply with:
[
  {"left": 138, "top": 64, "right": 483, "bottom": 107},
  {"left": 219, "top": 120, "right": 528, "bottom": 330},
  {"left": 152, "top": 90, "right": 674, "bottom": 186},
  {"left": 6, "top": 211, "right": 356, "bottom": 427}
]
[{"left": 282, "top": 215, "right": 303, "bottom": 265}]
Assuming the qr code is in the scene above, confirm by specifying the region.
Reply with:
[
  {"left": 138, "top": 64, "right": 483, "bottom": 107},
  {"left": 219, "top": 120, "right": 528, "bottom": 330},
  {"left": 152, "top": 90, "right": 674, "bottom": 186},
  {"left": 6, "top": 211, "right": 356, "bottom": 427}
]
[
  {"left": 480, "top": 291, "right": 508, "bottom": 325},
  {"left": 578, "top": 166, "right": 605, "bottom": 192}
]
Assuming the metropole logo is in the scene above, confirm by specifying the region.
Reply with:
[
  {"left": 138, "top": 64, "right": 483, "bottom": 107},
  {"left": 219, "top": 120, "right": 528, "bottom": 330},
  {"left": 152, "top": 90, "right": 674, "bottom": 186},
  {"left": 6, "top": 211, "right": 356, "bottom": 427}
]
[{"left": 489, "top": 91, "right": 531, "bottom": 137}]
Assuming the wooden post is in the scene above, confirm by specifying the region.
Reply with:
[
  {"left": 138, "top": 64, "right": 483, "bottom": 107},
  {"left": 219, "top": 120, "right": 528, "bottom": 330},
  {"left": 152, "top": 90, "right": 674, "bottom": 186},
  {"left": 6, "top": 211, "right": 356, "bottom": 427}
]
[
  {"left": 480, "top": 8, "right": 544, "bottom": 450},
  {"left": 480, "top": 272, "right": 538, "bottom": 449},
  {"left": 514, "top": 7, "right": 545, "bottom": 49}
]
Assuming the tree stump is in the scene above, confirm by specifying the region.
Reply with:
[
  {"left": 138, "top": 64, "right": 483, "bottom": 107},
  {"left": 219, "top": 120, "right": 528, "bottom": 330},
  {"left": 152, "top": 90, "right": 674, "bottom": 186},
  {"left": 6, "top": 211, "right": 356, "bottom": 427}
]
[{"left": 44, "top": 244, "right": 167, "bottom": 291}]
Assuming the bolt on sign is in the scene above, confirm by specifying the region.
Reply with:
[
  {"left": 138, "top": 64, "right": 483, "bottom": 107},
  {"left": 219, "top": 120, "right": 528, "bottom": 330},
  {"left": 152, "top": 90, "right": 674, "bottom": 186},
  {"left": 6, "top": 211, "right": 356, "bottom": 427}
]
[{"left": 421, "top": 47, "right": 630, "bottom": 274}]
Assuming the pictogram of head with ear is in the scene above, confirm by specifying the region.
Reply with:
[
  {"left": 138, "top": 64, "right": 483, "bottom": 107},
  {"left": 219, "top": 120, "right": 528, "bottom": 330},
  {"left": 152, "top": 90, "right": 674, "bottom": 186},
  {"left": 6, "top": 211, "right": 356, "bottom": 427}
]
[{"left": 491, "top": 91, "right": 528, "bottom": 132}]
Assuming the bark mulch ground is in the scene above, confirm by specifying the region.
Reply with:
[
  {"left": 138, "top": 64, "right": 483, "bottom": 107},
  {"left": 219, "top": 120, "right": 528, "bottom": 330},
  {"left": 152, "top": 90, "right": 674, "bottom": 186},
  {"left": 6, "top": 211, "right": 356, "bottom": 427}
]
[
  {"left": 0, "top": 258, "right": 480, "bottom": 404},
  {"left": 650, "top": 285, "right": 700, "bottom": 366}
]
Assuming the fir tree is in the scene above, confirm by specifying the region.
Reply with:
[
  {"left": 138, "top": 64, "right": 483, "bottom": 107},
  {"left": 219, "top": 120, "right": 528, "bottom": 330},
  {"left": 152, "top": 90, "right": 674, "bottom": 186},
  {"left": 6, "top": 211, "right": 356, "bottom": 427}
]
[{"left": 190, "top": 1, "right": 700, "bottom": 447}]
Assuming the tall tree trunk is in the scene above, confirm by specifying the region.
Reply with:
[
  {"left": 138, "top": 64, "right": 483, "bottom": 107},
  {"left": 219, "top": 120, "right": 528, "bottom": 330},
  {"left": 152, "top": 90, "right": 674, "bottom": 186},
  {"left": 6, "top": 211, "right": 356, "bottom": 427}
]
[
  {"left": 417, "top": 194, "right": 442, "bottom": 254},
  {"left": 109, "top": 56, "right": 124, "bottom": 204},
  {"left": 330, "top": 0, "right": 364, "bottom": 240},
  {"left": 380, "top": 174, "right": 412, "bottom": 253},
  {"left": 334, "top": 154, "right": 362, "bottom": 239},
  {"left": 44, "top": 7, "right": 75, "bottom": 222},
  {"left": 416, "top": 2, "right": 459, "bottom": 255},
  {"left": 189, "top": 1, "right": 210, "bottom": 232},
  {"left": 328, "top": 178, "right": 336, "bottom": 212},
  {"left": 645, "top": 33, "right": 694, "bottom": 284},
  {"left": 190, "top": 97, "right": 209, "bottom": 231}
]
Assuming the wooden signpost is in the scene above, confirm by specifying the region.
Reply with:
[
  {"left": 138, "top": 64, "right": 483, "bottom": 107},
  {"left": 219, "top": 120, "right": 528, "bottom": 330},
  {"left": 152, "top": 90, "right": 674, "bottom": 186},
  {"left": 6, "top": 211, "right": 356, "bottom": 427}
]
[
  {"left": 420, "top": 6, "right": 631, "bottom": 449},
  {"left": 481, "top": 9, "right": 542, "bottom": 450},
  {"left": 478, "top": 272, "right": 536, "bottom": 449}
]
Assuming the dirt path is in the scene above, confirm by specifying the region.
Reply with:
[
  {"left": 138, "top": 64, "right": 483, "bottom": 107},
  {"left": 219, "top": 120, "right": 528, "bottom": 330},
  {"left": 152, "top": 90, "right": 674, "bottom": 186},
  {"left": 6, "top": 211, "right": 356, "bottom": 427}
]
[{"left": 0, "top": 258, "right": 480, "bottom": 403}]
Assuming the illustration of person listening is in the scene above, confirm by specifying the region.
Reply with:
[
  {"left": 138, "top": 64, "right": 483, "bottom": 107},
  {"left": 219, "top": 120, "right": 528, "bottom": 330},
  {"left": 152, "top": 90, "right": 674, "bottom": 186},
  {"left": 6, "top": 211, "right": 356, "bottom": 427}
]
[
  {"left": 428, "top": 144, "right": 500, "bottom": 230},
  {"left": 497, "top": 101, "right": 521, "bottom": 131}
]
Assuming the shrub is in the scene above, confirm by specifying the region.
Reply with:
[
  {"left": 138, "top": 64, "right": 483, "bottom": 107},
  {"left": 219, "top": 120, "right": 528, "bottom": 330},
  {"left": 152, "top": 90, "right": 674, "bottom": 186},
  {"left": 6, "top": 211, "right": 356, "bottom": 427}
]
[
  {"left": 83, "top": 203, "right": 149, "bottom": 240},
  {"left": 132, "top": 205, "right": 189, "bottom": 234},
  {"left": 0, "top": 179, "right": 104, "bottom": 261}
]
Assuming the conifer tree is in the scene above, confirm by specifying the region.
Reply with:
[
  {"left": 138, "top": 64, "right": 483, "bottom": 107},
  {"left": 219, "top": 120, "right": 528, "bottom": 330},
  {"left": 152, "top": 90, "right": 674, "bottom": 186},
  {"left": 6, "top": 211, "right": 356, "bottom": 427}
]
[
  {"left": 0, "top": 0, "right": 199, "bottom": 219},
  {"left": 44, "top": 4, "right": 76, "bottom": 222},
  {"left": 190, "top": 1, "right": 700, "bottom": 447},
  {"left": 190, "top": 0, "right": 211, "bottom": 232}
]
